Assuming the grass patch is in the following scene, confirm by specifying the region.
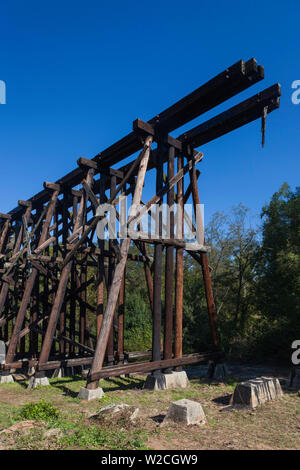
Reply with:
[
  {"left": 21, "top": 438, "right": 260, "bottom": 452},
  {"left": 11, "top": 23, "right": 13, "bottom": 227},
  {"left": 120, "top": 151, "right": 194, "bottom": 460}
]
[
  {"left": 58, "top": 422, "right": 147, "bottom": 450},
  {"left": 19, "top": 400, "right": 59, "bottom": 422}
]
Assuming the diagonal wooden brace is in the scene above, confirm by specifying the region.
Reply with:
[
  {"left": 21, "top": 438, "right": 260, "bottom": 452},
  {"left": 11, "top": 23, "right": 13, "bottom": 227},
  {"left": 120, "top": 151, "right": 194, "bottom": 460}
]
[{"left": 87, "top": 136, "right": 153, "bottom": 389}]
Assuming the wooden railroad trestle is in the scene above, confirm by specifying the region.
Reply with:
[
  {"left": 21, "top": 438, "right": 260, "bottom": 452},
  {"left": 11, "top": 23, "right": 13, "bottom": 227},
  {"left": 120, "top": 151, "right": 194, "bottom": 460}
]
[{"left": 0, "top": 58, "right": 280, "bottom": 388}]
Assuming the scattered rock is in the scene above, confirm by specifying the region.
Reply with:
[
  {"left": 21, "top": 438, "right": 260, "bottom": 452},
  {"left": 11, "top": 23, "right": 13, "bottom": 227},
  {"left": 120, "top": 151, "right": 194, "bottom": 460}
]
[
  {"left": 91, "top": 403, "right": 139, "bottom": 423},
  {"left": 0, "top": 420, "right": 40, "bottom": 435},
  {"left": 164, "top": 399, "right": 206, "bottom": 426},
  {"left": 230, "top": 377, "right": 283, "bottom": 408},
  {"left": 44, "top": 428, "right": 63, "bottom": 439}
]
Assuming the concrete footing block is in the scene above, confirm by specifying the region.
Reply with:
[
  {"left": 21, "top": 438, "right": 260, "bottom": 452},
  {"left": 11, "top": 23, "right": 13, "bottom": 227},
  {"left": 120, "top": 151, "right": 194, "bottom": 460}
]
[
  {"left": 230, "top": 376, "right": 283, "bottom": 408},
  {"left": 78, "top": 387, "right": 104, "bottom": 401},
  {"left": 27, "top": 376, "right": 50, "bottom": 389},
  {"left": 0, "top": 374, "right": 14, "bottom": 384},
  {"left": 207, "top": 362, "right": 228, "bottom": 380},
  {"left": 51, "top": 366, "right": 75, "bottom": 379},
  {"left": 288, "top": 367, "right": 300, "bottom": 390},
  {"left": 144, "top": 371, "right": 189, "bottom": 391},
  {"left": 164, "top": 399, "right": 206, "bottom": 426}
]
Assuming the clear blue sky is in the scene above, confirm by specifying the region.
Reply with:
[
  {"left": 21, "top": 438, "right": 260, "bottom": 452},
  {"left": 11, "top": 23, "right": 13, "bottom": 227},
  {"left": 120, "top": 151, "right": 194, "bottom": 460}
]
[{"left": 0, "top": 1, "right": 299, "bottom": 226}]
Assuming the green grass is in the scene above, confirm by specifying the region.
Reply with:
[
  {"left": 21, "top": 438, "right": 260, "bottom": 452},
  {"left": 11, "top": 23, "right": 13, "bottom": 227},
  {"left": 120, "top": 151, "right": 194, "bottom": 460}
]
[{"left": 19, "top": 400, "right": 60, "bottom": 422}]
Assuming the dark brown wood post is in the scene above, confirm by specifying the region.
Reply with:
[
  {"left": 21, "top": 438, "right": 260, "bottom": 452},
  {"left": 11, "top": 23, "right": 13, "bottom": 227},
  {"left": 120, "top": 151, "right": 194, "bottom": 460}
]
[
  {"left": 189, "top": 152, "right": 220, "bottom": 350},
  {"left": 79, "top": 253, "right": 87, "bottom": 346},
  {"left": 152, "top": 138, "right": 164, "bottom": 368},
  {"left": 174, "top": 153, "right": 184, "bottom": 363},
  {"left": 96, "top": 175, "right": 106, "bottom": 338},
  {"left": 117, "top": 269, "right": 125, "bottom": 364},
  {"left": 107, "top": 175, "right": 117, "bottom": 366},
  {"left": 69, "top": 194, "right": 78, "bottom": 355},
  {"left": 164, "top": 145, "right": 175, "bottom": 368}
]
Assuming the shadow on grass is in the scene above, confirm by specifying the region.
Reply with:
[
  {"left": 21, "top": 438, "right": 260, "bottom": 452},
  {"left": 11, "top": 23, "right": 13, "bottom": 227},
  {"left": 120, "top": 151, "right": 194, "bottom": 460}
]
[
  {"left": 51, "top": 384, "right": 78, "bottom": 398},
  {"left": 212, "top": 394, "right": 232, "bottom": 406},
  {"left": 101, "top": 377, "right": 145, "bottom": 393},
  {"left": 150, "top": 414, "right": 165, "bottom": 424},
  {"left": 49, "top": 375, "right": 145, "bottom": 398}
]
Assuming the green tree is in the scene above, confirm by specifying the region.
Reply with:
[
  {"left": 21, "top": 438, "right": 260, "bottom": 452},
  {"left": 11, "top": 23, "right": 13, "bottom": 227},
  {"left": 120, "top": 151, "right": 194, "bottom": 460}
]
[{"left": 255, "top": 183, "right": 300, "bottom": 360}]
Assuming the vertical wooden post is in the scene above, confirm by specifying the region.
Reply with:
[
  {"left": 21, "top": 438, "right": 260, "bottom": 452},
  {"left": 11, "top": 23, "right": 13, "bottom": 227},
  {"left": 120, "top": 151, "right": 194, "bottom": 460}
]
[
  {"left": 107, "top": 175, "right": 117, "bottom": 365},
  {"left": 164, "top": 145, "right": 175, "bottom": 367},
  {"left": 96, "top": 176, "right": 106, "bottom": 338},
  {"left": 189, "top": 153, "right": 220, "bottom": 350},
  {"left": 117, "top": 269, "right": 125, "bottom": 363},
  {"left": 79, "top": 253, "right": 87, "bottom": 346},
  {"left": 152, "top": 138, "right": 164, "bottom": 367},
  {"left": 141, "top": 243, "right": 154, "bottom": 313},
  {"left": 174, "top": 153, "right": 184, "bottom": 362},
  {"left": 69, "top": 195, "right": 78, "bottom": 355}
]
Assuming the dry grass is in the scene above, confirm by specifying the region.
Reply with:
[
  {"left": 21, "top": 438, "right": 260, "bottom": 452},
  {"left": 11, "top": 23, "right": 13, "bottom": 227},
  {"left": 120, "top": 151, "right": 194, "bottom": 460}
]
[{"left": 0, "top": 365, "right": 299, "bottom": 450}]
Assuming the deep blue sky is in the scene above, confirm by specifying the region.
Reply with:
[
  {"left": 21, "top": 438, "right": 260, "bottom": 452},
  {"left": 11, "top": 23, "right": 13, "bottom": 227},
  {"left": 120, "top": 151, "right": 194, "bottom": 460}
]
[{"left": 0, "top": 1, "right": 299, "bottom": 226}]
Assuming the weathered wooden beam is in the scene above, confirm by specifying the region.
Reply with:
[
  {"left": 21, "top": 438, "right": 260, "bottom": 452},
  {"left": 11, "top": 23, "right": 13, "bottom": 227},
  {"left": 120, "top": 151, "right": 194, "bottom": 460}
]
[
  {"left": 87, "top": 136, "right": 153, "bottom": 389},
  {"left": 43, "top": 182, "right": 61, "bottom": 192},
  {"left": 174, "top": 154, "right": 184, "bottom": 363},
  {"left": 164, "top": 146, "right": 175, "bottom": 366},
  {"left": 179, "top": 84, "right": 281, "bottom": 148},
  {"left": 188, "top": 160, "right": 220, "bottom": 350},
  {"left": 0, "top": 213, "right": 12, "bottom": 220},
  {"left": 37, "top": 171, "right": 94, "bottom": 367},
  {"left": 152, "top": 139, "right": 164, "bottom": 370},
  {"left": 85, "top": 351, "right": 225, "bottom": 381},
  {"left": 128, "top": 151, "right": 204, "bottom": 227},
  {"left": 0, "top": 205, "right": 32, "bottom": 315},
  {"left": 7, "top": 58, "right": 264, "bottom": 220}
]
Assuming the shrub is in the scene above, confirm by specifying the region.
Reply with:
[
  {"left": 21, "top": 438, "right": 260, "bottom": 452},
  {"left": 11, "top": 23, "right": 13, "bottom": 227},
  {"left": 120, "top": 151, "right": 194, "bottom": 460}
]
[{"left": 19, "top": 400, "right": 59, "bottom": 422}]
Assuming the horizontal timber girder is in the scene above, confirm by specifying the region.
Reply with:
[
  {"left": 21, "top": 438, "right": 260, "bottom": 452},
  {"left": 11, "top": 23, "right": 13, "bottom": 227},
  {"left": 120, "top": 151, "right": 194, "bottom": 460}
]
[{"left": 7, "top": 58, "right": 267, "bottom": 220}]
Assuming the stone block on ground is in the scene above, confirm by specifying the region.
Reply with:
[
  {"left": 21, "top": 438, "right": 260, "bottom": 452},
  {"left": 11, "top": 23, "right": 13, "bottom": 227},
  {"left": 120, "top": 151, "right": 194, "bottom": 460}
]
[
  {"left": 27, "top": 376, "right": 50, "bottom": 389},
  {"left": 207, "top": 362, "right": 228, "bottom": 381},
  {"left": 77, "top": 386, "right": 104, "bottom": 401},
  {"left": 288, "top": 367, "right": 300, "bottom": 390},
  {"left": 230, "top": 376, "right": 283, "bottom": 408},
  {"left": 0, "top": 420, "right": 40, "bottom": 435},
  {"left": 51, "top": 366, "right": 75, "bottom": 379},
  {"left": 164, "top": 399, "right": 206, "bottom": 426},
  {"left": 0, "top": 374, "right": 14, "bottom": 384},
  {"left": 144, "top": 371, "right": 189, "bottom": 390},
  {"left": 91, "top": 403, "right": 139, "bottom": 422}
]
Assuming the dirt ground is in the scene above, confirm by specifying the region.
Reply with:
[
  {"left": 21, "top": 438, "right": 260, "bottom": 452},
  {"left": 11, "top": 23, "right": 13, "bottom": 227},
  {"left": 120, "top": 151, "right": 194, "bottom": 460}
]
[{"left": 0, "top": 363, "right": 299, "bottom": 450}]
